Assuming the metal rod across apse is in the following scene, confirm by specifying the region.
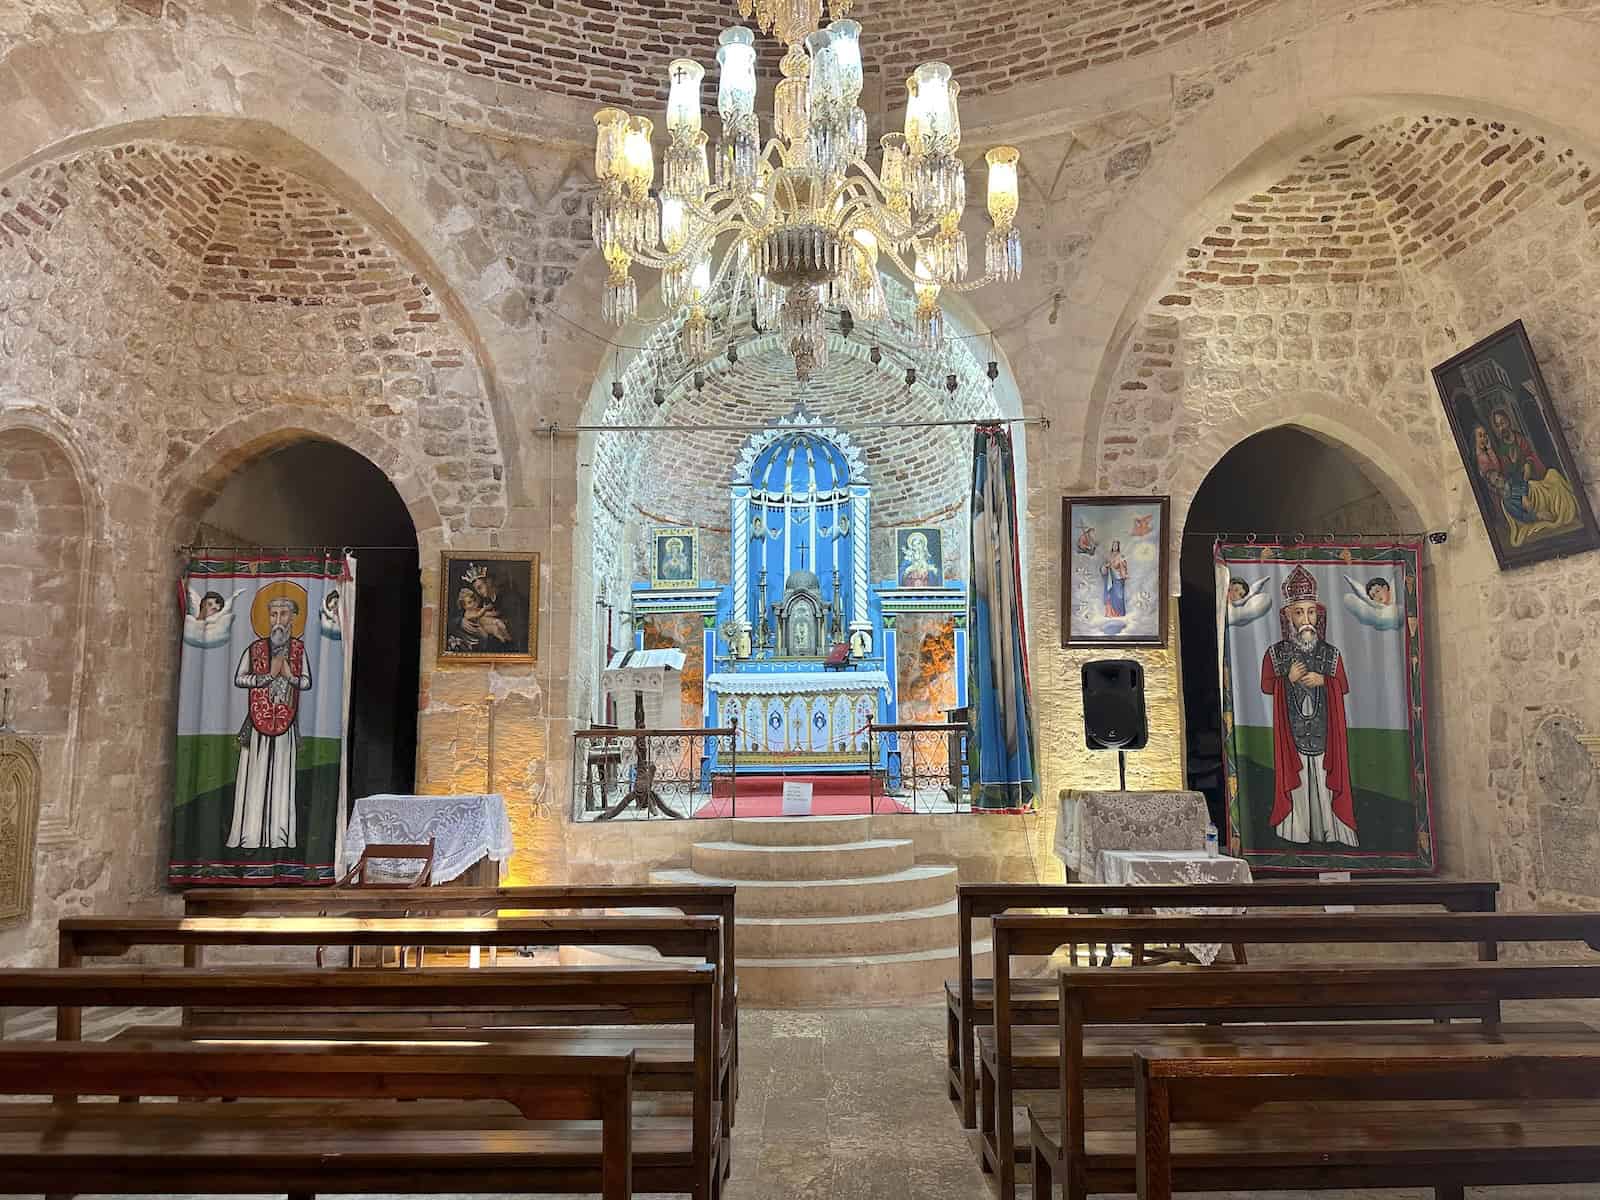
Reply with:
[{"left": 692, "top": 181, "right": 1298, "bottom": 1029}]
[{"left": 539, "top": 414, "right": 1048, "bottom": 435}]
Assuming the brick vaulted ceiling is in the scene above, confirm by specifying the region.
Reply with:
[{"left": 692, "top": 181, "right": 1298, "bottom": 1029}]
[
  {"left": 274, "top": 0, "right": 1276, "bottom": 106},
  {"left": 0, "top": 142, "right": 447, "bottom": 314}
]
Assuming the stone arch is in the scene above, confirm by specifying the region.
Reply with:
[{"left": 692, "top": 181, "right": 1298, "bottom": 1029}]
[
  {"left": 1068, "top": 7, "right": 1600, "bottom": 479},
  {"left": 0, "top": 69, "right": 521, "bottom": 498},
  {"left": 1173, "top": 408, "right": 1437, "bottom": 549},
  {"left": 160, "top": 407, "right": 442, "bottom": 548}
]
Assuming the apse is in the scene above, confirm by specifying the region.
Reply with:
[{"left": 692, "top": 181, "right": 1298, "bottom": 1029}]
[{"left": 574, "top": 268, "right": 1026, "bottom": 815}]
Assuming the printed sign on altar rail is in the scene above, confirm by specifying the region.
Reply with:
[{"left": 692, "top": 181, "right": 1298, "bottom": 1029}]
[{"left": 1217, "top": 541, "right": 1435, "bottom": 874}]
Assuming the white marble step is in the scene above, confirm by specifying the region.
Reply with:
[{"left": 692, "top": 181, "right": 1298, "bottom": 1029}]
[
  {"left": 650, "top": 864, "right": 958, "bottom": 917},
  {"left": 729, "top": 815, "right": 873, "bottom": 846},
  {"left": 737, "top": 900, "right": 960, "bottom": 958},
  {"left": 690, "top": 837, "right": 914, "bottom": 881}
]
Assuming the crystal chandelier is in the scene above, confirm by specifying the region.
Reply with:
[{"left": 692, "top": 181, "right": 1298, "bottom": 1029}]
[{"left": 590, "top": 0, "right": 1023, "bottom": 381}]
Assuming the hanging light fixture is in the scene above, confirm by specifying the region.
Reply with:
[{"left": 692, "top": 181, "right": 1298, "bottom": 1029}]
[{"left": 590, "top": 1, "right": 1023, "bottom": 380}]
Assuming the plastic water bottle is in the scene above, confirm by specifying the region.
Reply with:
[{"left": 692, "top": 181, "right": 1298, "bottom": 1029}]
[{"left": 1204, "top": 823, "right": 1219, "bottom": 858}]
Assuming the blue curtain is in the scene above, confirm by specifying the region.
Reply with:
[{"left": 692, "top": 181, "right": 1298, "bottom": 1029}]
[{"left": 967, "top": 424, "right": 1038, "bottom": 811}]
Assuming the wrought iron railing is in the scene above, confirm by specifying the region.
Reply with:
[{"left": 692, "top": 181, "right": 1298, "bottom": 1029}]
[
  {"left": 865, "top": 720, "right": 972, "bottom": 814},
  {"left": 573, "top": 725, "right": 738, "bottom": 820},
  {"left": 570, "top": 718, "right": 971, "bottom": 819}
]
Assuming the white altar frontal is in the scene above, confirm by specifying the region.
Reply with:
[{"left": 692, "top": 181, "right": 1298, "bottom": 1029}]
[{"left": 705, "top": 668, "right": 891, "bottom": 765}]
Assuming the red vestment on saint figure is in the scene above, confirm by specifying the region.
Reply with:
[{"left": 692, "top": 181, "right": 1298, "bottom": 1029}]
[
  {"left": 1260, "top": 649, "right": 1355, "bottom": 833},
  {"left": 246, "top": 637, "right": 305, "bottom": 737}
]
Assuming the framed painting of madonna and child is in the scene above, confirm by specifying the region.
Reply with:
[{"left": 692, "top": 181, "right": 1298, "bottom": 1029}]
[
  {"left": 1432, "top": 320, "right": 1600, "bottom": 571},
  {"left": 438, "top": 551, "right": 539, "bottom": 663}
]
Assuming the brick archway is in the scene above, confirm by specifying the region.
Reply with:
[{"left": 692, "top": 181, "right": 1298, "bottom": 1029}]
[{"left": 1056, "top": 9, "right": 1600, "bottom": 483}]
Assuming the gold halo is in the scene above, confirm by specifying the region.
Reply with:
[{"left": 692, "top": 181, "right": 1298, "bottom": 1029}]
[{"left": 250, "top": 580, "right": 310, "bottom": 638}]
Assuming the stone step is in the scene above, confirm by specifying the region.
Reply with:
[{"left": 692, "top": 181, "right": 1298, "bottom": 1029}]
[
  {"left": 649, "top": 865, "right": 958, "bottom": 917},
  {"left": 728, "top": 815, "right": 873, "bottom": 847},
  {"left": 736, "top": 942, "right": 994, "bottom": 1006},
  {"left": 689, "top": 837, "right": 914, "bottom": 881},
  {"left": 737, "top": 900, "right": 959, "bottom": 958}
]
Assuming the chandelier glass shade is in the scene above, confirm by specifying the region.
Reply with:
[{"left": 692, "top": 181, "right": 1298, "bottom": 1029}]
[{"left": 591, "top": 0, "right": 1023, "bottom": 380}]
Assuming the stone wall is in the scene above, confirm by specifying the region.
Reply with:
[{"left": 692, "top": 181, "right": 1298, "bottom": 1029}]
[{"left": 5, "top": 0, "right": 1600, "bottom": 944}]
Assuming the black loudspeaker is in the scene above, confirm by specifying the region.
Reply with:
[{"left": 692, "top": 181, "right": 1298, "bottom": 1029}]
[{"left": 1081, "top": 659, "right": 1148, "bottom": 750}]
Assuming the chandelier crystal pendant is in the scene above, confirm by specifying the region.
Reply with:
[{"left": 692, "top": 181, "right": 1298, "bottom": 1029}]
[{"left": 591, "top": 0, "right": 1023, "bottom": 380}]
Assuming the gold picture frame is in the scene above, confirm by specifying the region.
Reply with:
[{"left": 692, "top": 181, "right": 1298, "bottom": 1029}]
[{"left": 438, "top": 550, "right": 539, "bottom": 663}]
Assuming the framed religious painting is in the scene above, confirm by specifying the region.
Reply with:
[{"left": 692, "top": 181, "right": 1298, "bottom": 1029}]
[
  {"left": 1216, "top": 540, "right": 1435, "bottom": 874},
  {"left": 896, "top": 527, "right": 944, "bottom": 587},
  {"left": 438, "top": 551, "right": 538, "bottom": 663},
  {"left": 1432, "top": 320, "right": 1600, "bottom": 570},
  {"left": 1061, "top": 495, "right": 1170, "bottom": 646},
  {"left": 650, "top": 527, "right": 698, "bottom": 588}
]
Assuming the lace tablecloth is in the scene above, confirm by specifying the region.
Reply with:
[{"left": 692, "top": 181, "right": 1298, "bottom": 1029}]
[
  {"left": 344, "top": 793, "right": 514, "bottom": 883},
  {"left": 1055, "top": 789, "right": 1210, "bottom": 878},
  {"left": 1097, "top": 848, "right": 1253, "bottom": 965}
]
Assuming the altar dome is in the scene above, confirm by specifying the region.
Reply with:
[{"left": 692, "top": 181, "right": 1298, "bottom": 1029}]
[{"left": 750, "top": 431, "right": 855, "bottom": 496}]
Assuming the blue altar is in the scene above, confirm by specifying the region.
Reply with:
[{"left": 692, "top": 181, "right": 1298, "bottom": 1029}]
[{"left": 631, "top": 413, "right": 968, "bottom": 779}]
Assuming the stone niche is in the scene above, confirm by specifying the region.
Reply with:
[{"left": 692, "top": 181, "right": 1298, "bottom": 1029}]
[{"left": 0, "top": 735, "right": 41, "bottom": 924}]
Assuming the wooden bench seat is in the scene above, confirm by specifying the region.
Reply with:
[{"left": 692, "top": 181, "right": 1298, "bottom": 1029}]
[
  {"left": 984, "top": 1020, "right": 1600, "bottom": 1156},
  {"left": 60, "top": 913, "right": 737, "bottom": 1132},
  {"left": 2, "top": 963, "right": 720, "bottom": 1200},
  {"left": 0, "top": 1039, "right": 639, "bottom": 1198},
  {"left": 981, "top": 911, "right": 1600, "bottom": 1200},
  {"left": 183, "top": 883, "right": 741, "bottom": 1124},
  {"left": 1128, "top": 1053, "right": 1600, "bottom": 1199},
  {"left": 946, "top": 879, "right": 1500, "bottom": 1128},
  {"left": 1032, "top": 1095, "right": 1600, "bottom": 1188},
  {"left": 1028, "top": 962, "right": 1600, "bottom": 1200},
  {"left": 115, "top": 1023, "right": 706, "bottom": 1089}
]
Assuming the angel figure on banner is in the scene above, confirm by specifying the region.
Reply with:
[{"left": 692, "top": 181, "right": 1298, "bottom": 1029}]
[
  {"left": 183, "top": 585, "right": 245, "bottom": 649},
  {"left": 1341, "top": 574, "right": 1404, "bottom": 630},
  {"left": 1225, "top": 575, "right": 1272, "bottom": 627}
]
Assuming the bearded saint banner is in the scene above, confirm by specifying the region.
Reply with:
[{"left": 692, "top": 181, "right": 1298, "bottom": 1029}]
[
  {"left": 168, "top": 554, "right": 355, "bottom": 886},
  {"left": 1216, "top": 541, "right": 1435, "bottom": 873}
]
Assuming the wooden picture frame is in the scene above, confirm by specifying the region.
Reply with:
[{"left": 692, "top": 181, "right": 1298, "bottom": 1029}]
[
  {"left": 1432, "top": 320, "right": 1600, "bottom": 570},
  {"left": 650, "top": 527, "right": 699, "bottom": 588},
  {"left": 437, "top": 551, "right": 538, "bottom": 663},
  {"left": 1061, "top": 495, "right": 1171, "bottom": 647}
]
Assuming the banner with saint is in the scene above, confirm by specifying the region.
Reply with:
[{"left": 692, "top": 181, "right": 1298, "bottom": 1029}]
[
  {"left": 1216, "top": 541, "right": 1435, "bottom": 873},
  {"left": 168, "top": 554, "right": 355, "bottom": 886}
]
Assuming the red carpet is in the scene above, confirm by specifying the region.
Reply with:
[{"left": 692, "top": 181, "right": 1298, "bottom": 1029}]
[{"left": 693, "top": 773, "right": 910, "bottom": 817}]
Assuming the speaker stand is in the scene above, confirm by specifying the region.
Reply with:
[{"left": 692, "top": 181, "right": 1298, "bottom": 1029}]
[{"left": 1117, "top": 749, "right": 1127, "bottom": 791}]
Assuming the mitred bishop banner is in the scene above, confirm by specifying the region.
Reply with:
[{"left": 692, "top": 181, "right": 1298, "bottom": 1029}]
[{"left": 1217, "top": 541, "right": 1435, "bottom": 873}]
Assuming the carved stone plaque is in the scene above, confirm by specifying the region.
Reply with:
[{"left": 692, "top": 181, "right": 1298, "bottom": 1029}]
[
  {"left": 1531, "top": 713, "right": 1594, "bottom": 809},
  {"left": 0, "top": 735, "right": 41, "bottom": 924}
]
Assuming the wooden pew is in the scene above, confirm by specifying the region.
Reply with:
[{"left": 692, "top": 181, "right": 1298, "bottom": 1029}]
[
  {"left": 982, "top": 909, "right": 1600, "bottom": 1200},
  {"left": 184, "top": 882, "right": 741, "bottom": 1117},
  {"left": 947, "top": 878, "right": 1498, "bottom": 1127},
  {"left": 1132, "top": 1050, "right": 1600, "bottom": 1200},
  {"left": 6, "top": 964, "right": 719, "bottom": 1200},
  {"left": 1029, "top": 960, "right": 1600, "bottom": 1200},
  {"left": 59, "top": 913, "right": 733, "bottom": 1140},
  {"left": 0, "top": 1038, "right": 636, "bottom": 1199}
]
